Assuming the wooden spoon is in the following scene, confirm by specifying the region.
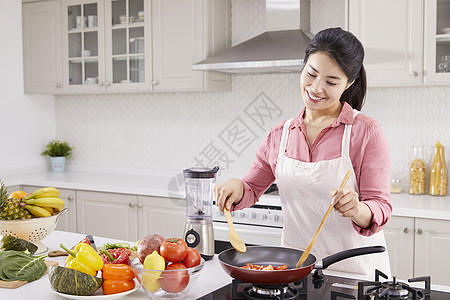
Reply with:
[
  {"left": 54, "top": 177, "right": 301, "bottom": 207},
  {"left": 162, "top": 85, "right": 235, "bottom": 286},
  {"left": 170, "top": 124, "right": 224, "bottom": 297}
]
[
  {"left": 296, "top": 169, "right": 352, "bottom": 268},
  {"left": 224, "top": 208, "right": 247, "bottom": 253}
]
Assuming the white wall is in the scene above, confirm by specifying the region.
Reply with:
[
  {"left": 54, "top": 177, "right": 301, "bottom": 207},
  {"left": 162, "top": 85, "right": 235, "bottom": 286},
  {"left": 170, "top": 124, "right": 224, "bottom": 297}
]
[{"left": 0, "top": 0, "right": 55, "bottom": 172}]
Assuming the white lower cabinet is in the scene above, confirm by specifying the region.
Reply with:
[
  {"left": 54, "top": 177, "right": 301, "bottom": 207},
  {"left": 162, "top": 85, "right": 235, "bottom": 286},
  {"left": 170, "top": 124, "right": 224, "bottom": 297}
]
[
  {"left": 414, "top": 218, "right": 450, "bottom": 286},
  {"left": 75, "top": 192, "right": 187, "bottom": 242},
  {"left": 76, "top": 191, "right": 138, "bottom": 241},
  {"left": 6, "top": 185, "right": 21, "bottom": 192},
  {"left": 384, "top": 216, "right": 450, "bottom": 285},
  {"left": 22, "top": 186, "right": 77, "bottom": 233},
  {"left": 137, "top": 195, "right": 186, "bottom": 240},
  {"left": 383, "top": 216, "right": 415, "bottom": 280}
]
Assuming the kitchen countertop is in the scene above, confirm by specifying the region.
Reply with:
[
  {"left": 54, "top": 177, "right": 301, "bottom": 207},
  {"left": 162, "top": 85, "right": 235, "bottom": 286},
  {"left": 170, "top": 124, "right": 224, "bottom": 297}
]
[
  {"left": 2, "top": 230, "right": 450, "bottom": 300},
  {"left": 2, "top": 166, "right": 450, "bottom": 220},
  {"left": 1, "top": 230, "right": 232, "bottom": 300}
]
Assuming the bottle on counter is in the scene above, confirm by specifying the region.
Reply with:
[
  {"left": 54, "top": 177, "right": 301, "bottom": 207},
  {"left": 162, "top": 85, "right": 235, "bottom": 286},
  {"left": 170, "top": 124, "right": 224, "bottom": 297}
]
[
  {"left": 429, "top": 141, "right": 447, "bottom": 196},
  {"left": 409, "top": 146, "right": 426, "bottom": 195}
]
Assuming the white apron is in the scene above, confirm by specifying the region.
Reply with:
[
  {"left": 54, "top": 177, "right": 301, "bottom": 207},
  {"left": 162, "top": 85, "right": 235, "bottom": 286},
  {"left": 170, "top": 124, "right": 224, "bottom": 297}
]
[{"left": 275, "top": 110, "right": 391, "bottom": 278}]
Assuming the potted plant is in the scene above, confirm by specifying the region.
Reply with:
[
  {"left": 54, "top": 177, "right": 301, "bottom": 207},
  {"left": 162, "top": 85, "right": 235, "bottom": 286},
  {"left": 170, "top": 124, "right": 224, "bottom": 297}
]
[{"left": 41, "top": 140, "right": 73, "bottom": 172}]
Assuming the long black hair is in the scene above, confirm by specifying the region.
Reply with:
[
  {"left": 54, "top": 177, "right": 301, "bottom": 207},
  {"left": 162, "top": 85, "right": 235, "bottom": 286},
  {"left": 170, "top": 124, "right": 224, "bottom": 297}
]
[{"left": 303, "top": 27, "right": 367, "bottom": 110}]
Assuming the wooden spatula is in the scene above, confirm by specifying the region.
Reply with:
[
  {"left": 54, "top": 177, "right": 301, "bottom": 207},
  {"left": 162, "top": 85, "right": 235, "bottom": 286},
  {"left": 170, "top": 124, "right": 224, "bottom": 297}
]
[
  {"left": 224, "top": 208, "right": 247, "bottom": 253},
  {"left": 296, "top": 169, "right": 352, "bottom": 268}
]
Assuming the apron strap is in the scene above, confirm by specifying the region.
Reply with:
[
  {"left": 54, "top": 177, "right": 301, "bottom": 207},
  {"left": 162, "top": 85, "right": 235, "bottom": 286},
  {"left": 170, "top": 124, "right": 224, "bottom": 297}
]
[
  {"left": 341, "top": 109, "right": 361, "bottom": 157},
  {"left": 277, "top": 119, "right": 293, "bottom": 164}
]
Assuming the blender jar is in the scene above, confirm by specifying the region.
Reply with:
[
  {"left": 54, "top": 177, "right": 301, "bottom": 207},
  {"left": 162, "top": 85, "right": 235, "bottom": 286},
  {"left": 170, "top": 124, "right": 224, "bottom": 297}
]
[{"left": 183, "top": 166, "right": 219, "bottom": 220}]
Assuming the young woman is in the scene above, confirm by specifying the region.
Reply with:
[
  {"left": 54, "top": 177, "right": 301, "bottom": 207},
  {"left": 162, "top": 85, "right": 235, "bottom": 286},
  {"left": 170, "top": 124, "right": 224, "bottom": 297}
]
[{"left": 214, "top": 27, "right": 391, "bottom": 277}]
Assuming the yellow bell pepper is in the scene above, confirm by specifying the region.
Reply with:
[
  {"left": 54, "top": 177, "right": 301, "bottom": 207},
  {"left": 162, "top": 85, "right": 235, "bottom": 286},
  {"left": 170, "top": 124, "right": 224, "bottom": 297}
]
[{"left": 60, "top": 243, "right": 104, "bottom": 276}]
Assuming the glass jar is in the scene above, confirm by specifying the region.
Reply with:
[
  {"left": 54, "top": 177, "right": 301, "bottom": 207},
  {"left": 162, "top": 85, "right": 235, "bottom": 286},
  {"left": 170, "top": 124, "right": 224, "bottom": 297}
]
[
  {"left": 429, "top": 141, "right": 447, "bottom": 196},
  {"left": 390, "top": 178, "right": 402, "bottom": 194},
  {"left": 409, "top": 146, "right": 426, "bottom": 195}
]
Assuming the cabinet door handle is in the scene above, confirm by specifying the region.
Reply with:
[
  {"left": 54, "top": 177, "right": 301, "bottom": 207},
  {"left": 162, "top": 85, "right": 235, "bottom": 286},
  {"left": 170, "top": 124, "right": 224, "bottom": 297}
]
[
  {"left": 67, "top": 196, "right": 74, "bottom": 201},
  {"left": 137, "top": 203, "right": 143, "bottom": 208},
  {"left": 416, "top": 228, "right": 423, "bottom": 235},
  {"left": 55, "top": 82, "right": 62, "bottom": 88},
  {"left": 403, "top": 227, "right": 410, "bottom": 233},
  {"left": 411, "top": 71, "right": 420, "bottom": 77},
  {"left": 105, "top": 81, "right": 111, "bottom": 86},
  {"left": 97, "top": 81, "right": 104, "bottom": 86},
  {"left": 129, "top": 202, "right": 135, "bottom": 207},
  {"left": 152, "top": 80, "right": 158, "bottom": 86}
]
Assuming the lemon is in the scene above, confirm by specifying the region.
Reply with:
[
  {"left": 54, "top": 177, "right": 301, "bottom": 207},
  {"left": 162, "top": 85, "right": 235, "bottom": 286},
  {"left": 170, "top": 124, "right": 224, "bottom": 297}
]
[
  {"left": 142, "top": 251, "right": 165, "bottom": 293},
  {"left": 143, "top": 251, "right": 166, "bottom": 270},
  {"left": 143, "top": 272, "right": 161, "bottom": 292}
]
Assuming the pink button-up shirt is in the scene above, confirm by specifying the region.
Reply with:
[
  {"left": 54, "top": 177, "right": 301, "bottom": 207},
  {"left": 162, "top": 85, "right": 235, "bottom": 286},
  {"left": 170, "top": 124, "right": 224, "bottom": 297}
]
[{"left": 234, "top": 102, "right": 392, "bottom": 236}]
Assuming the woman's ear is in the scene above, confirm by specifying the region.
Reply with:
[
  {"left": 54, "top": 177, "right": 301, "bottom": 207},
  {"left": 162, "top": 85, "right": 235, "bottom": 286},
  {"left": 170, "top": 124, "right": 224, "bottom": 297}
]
[{"left": 346, "top": 80, "right": 355, "bottom": 90}]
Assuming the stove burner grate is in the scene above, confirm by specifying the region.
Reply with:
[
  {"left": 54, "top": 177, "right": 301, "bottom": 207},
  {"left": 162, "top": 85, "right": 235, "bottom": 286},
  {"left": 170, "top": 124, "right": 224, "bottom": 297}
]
[
  {"left": 243, "top": 284, "right": 299, "bottom": 300},
  {"left": 356, "top": 270, "right": 431, "bottom": 300},
  {"left": 231, "top": 277, "right": 308, "bottom": 300}
]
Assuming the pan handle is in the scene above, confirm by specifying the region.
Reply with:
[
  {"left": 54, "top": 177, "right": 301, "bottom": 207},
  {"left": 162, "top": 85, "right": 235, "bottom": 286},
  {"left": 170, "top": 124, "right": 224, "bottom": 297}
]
[{"left": 315, "top": 245, "right": 386, "bottom": 270}]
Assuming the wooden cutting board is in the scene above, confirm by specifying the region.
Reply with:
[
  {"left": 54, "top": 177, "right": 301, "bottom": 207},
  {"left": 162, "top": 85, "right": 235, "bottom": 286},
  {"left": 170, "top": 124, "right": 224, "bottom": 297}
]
[{"left": 0, "top": 260, "right": 59, "bottom": 289}]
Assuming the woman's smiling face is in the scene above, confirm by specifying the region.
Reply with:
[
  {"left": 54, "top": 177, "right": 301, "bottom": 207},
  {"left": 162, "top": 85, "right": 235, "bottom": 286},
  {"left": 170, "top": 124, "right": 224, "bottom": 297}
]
[{"left": 300, "top": 51, "right": 350, "bottom": 113}]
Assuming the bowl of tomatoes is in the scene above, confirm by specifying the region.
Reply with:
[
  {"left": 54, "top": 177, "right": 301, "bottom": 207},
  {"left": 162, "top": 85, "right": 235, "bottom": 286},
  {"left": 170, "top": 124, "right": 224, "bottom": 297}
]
[{"left": 132, "top": 237, "right": 204, "bottom": 299}]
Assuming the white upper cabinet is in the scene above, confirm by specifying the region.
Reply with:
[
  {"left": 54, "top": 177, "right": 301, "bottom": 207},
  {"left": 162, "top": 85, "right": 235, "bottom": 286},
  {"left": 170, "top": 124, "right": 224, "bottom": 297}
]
[
  {"left": 23, "top": 0, "right": 231, "bottom": 94},
  {"left": 151, "top": 0, "right": 231, "bottom": 92},
  {"left": 22, "top": 0, "right": 63, "bottom": 94},
  {"left": 423, "top": 0, "right": 450, "bottom": 84},
  {"left": 348, "top": 0, "right": 450, "bottom": 87},
  {"left": 348, "top": 0, "right": 423, "bottom": 87}
]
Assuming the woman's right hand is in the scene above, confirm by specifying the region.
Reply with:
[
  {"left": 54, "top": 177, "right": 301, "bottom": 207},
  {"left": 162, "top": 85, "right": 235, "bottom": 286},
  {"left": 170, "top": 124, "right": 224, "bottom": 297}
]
[{"left": 214, "top": 178, "right": 244, "bottom": 211}]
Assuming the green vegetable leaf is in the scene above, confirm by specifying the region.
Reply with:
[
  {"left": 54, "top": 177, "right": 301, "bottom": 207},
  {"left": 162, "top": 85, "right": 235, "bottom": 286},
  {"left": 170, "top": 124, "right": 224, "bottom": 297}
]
[
  {"left": 0, "top": 253, "right": 11, "bottom": 281},
  {"left": 2, "top": 251, "right": 47, "bottom": 282}
]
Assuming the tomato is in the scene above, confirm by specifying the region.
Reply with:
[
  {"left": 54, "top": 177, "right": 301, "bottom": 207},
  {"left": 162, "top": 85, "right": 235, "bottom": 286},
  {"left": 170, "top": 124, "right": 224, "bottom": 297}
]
[
  {"left": 160, "top": 238, "right": 188, "bottom": 263},
  {"left": 181, "top": 247, "right": 201, "bottom": 268},
  {"left": 159, "top": 263, "right": 189, "bottom": 293}
]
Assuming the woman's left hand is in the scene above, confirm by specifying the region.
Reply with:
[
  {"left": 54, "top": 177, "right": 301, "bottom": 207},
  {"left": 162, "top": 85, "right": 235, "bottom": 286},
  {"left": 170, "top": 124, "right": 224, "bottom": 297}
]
[{"left": 330, "top": 187, "right": 372, "bottom": 229}]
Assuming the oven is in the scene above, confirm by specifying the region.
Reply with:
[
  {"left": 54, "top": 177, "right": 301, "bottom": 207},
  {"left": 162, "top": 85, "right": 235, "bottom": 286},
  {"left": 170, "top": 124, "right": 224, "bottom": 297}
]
[{"left": 212, "top": 185, "right": 283, "bottom": 253}]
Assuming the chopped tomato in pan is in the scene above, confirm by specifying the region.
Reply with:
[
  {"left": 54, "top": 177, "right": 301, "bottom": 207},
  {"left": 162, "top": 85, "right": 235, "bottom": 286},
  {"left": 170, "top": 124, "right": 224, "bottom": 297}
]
[{"left": 241, "top": 263, "right": 288, "bottom": 270}]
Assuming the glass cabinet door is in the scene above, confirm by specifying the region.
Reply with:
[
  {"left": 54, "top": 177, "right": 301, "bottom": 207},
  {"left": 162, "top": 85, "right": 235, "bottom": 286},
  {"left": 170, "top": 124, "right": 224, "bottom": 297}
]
[
  {"left": 109, "top": 0, "right": 146, "bottom": 84},
  {"left": 425, "top": 0, "right": 450, "bottom": 84},
  {"left": 435, "top": 0, "right": 450, "bottom": 73},
  {"left": 66, "top": 2, "right": 100, "bottom": 87}
]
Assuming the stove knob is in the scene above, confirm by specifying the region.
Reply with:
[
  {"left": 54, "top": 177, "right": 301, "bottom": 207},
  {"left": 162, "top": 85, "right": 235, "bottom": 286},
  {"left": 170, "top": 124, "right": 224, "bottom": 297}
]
[
  {"left": 251, "top": 212, "right": 257, "bottom": 219},
  {"left": 239, "top": 212, "right": 246, "bottom": 218},
  {"left": 262, "top": 214, "right": 268, "bottom": 220},
  {"left": 231, "top": 211, "right": 235, "bottom": 217},
  {"left": 219, "top": 211, "right": 224, "bottom": 217},
  {"left": 274, "top": 215, "right": 280, "bottom": 222}
]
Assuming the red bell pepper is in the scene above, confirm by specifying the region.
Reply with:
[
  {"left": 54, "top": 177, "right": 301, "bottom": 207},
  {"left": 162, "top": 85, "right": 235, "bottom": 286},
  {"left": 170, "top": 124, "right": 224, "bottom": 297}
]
[{"left": 100, "top": 248, "right": 131, "bottom": 266}]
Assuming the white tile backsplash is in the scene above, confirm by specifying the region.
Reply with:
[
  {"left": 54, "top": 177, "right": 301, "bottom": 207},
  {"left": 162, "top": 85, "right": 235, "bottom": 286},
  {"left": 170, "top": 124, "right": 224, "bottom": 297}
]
[{"left": 56, "top": 0, "right": 450, "bottom": 188}]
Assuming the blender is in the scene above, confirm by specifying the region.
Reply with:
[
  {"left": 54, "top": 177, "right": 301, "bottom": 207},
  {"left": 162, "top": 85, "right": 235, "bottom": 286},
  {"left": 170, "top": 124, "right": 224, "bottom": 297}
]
[{"left": 183, "top": 166, "right": 219, "bottom": 260}]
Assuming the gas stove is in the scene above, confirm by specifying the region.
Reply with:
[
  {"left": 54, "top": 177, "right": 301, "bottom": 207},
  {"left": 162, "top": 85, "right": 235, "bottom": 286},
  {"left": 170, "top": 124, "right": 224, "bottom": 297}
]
[{"left": 197, "top": 269, "right": 450, "bottom": 299}]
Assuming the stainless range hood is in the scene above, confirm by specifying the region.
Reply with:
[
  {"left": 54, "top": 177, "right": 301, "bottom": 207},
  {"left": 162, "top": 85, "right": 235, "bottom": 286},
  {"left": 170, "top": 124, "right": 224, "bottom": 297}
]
[{"left": 193, "top": 0, "right": 312, "bottom": 74}]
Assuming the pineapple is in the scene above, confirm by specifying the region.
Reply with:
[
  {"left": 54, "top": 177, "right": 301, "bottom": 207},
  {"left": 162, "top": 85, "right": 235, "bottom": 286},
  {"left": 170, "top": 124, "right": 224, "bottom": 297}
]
[{"left": 0, "top": 180, "right": 32, "bottom": 220}]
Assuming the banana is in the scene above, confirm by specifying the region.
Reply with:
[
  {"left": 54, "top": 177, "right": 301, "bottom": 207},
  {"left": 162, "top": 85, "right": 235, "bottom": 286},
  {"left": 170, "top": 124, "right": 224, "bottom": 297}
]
[
  {"left": 24, "top": 197, "right": 65, "bottom": 211},
  {"left": 24, "top": 204, "right": 52, "bottom": 218},
  {"left": 23, "top": 187, "right": 60, "bottom": 200},
  {"left": 42, "top": 207, "right": 54, "bottom": 215}
]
